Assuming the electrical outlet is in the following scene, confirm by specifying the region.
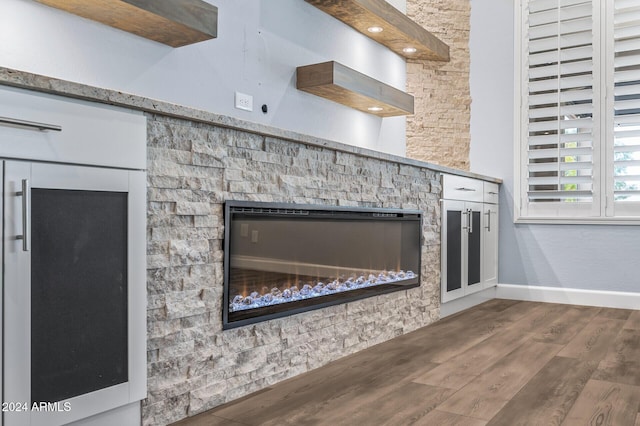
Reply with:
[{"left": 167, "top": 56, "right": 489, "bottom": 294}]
[
  {"left": 235, "top": 92, "right": 253, "bottom": 111},
  {"left": 251, "top": 230, "right": 259, "bottom": 243}
]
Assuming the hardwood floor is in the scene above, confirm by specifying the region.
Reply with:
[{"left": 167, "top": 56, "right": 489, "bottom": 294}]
[{"left": 172, "top": 300, "right": 640, "bottom": 426}]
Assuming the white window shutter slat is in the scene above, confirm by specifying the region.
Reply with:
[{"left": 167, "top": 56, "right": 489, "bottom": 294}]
[
  {"left": 528, "top": 160, "right": 593, "bottom": 172},
  {"left": 615, "top": 25, "right": 640, "bottom": 40},
  {"left": 615, "top": 0, "right": 640, "bottom": 10},
  {"left": 614, "top": 83, "right": 640, "bottom": 96}
]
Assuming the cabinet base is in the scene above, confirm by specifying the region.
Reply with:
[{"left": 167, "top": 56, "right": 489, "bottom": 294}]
[
  {"left": 440, "top": 286, "right": 496, "bottom": 318},
  {"left": 66, "top": 401, "right": 140, "bottom": 426}
]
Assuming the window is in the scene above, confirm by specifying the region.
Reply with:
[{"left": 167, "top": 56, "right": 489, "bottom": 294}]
[{"left": 516, "top": 0, "right": 640, "bottom": 222}]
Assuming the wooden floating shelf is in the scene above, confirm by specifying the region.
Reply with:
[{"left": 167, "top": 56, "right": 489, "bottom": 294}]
[
  {"left": 296, "top": 61, "right": 414, "bottom": 117},
  {"left": 35, "top": 0, "right": 218, "bottom": 47},
  {"left": 305, "top": 0, "right": 449, "bottom": 61}
]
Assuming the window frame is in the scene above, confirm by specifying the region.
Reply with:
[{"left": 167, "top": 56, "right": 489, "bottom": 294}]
[{"left": 514, "top": 0, "right": 640, "bottom": 224}]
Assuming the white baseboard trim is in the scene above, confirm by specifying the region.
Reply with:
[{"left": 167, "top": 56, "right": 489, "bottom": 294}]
[
  {"left": 496, "top": 284, "right": 640, "bottom": 310},
  {"left": 440, "top": 286, "right": 497, "bottom": 318}
]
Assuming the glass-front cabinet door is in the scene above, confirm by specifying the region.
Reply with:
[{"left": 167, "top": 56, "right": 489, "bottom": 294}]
[
  {"left": 3, "top": 161, "right": 146, "bottom": 426},
  {"left": 442, "top": 200, "right": 465, "bottom": 302},
  {"left": 465, "top": 202, "right": 484, "bottom": 295}
]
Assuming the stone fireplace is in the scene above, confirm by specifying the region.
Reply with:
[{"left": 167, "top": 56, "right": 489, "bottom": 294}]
[
  {"left": 139, "top": 115, "right": 443, "bottom": 424},
  {"left": 223, "top": 201, "right": 422, "bottom": 328}
]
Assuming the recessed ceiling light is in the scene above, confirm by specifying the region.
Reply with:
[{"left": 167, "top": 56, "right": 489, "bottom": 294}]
[
  {"left": 367, "top": 26, "right": 384, "bottom": 33},
  {"left": 403, "top": 47, "right": 417, "bottom": 54},
  {"left": 368, "top": 106, "right": 384, "bottom": 112}
]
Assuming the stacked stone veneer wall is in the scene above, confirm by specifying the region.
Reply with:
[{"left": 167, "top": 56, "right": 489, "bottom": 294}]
[
  {"left": 406, "top": 0, "right": 471, "bottom": 171},
  {"left": 143, "top": 113, "right": 442, "bottom": 425}
]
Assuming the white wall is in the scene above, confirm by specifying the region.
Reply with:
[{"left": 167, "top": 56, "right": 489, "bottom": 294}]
[
  {"left": 385, "top": 0, "right": 407, "bottom": 13},
  {"left": 469, "top": 0, "right": 640, "bottom": 293},
  {"left": 0, "top": 0, "right": 407, "bottom": 155}
]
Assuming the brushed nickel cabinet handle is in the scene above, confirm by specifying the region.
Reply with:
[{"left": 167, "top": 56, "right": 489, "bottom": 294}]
[
  {"left": 0, "top": 116, "right": 62, "bottom": 132},
  {"left": 463, "top": 209, "right": 474, "bottom": 234},
  {"left": 455, "top": 187, "right": 476, "bottom": 192},
  {"left": 16, "top": 179, "right": 30, "bottom": 252}
]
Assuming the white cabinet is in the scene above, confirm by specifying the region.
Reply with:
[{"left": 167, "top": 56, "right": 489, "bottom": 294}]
[
  {"left": 441, "top": 175, "right": 499, "bottom": 303},
  {"left": 1, "top": 87, "right": 147, "bottom": 426},
  {"left": 483, "top": 182, "right": 499, "bottom": 288}
]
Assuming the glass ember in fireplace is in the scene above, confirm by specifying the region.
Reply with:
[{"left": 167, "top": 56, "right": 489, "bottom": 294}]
[
  {"left": 223, "top": 202, "right": 422, "bottom": 329},
  {"left": 230, "top": 269, "right": 417, "bottom": 312}
]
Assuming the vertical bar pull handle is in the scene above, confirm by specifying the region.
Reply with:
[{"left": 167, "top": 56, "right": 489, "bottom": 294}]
[
  {"left": 485, "top": 210, "right": 491, "bottom": 232},
  {"left": 468, "top": 209, "right": 473, "bottom": 234},
  {"left": 16, "top": 179, "right": 30, "bottom": 251}
]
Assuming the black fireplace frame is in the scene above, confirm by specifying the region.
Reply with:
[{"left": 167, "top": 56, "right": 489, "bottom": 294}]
[{"left": 222, "top": 201, "right": 422, "bottom": 329}]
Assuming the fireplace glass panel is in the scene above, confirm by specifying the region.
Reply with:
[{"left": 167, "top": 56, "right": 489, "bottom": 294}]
[
  {"left": 30, "top": 189, "right": 128, "bottom": 403},
  {"left": 224, "top": 204, "right": 421, "bottom": 328}
]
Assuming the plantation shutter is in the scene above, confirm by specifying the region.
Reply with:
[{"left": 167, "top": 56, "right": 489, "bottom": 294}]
[
  {"left": 525, "top": 0, "right": 596, "bottom": 207},
  {"left": 612, "top": 0, "right": 640, "bottom": 205}
]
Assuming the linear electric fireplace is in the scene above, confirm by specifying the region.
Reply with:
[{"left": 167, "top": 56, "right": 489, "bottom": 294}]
[{"left": 223, "top": 201, "right": 422, "bottom": 329}]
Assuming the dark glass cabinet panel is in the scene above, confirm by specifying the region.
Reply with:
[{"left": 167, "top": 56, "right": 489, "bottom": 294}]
[
  {"left": 446, "top": 210, "right": 462, "bottom": 292},
  {"left": 467, "top": 211, "right": 481, "bottom": 286},
  {"left": 30, "top": 189, "right": 128, "bottom": 403}
]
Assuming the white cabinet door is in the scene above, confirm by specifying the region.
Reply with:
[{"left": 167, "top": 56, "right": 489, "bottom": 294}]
[
  {"left": 442, "top": 200, "right": 466, "bottom": 302},
  {"left": 3, "top": 161, "right": 146, "bottom": 426},
  {"left": 464, "top": 201, "right": 484, "bottom": 296},
  {"left": 483, "top": 203, "right": 499, "bottom": 288}
]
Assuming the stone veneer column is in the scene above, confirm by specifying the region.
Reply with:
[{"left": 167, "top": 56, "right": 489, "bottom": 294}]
[
  {"left": 406, "top": 0, "right": 471, "bottom": 171},
  {"left": 143, "top": 114, "right": 442, "bottom": 425}
]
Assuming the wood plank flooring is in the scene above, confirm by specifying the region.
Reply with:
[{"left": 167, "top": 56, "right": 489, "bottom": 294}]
[{"left": 172, "top": 300, "right": 640, "bottom": 426}]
